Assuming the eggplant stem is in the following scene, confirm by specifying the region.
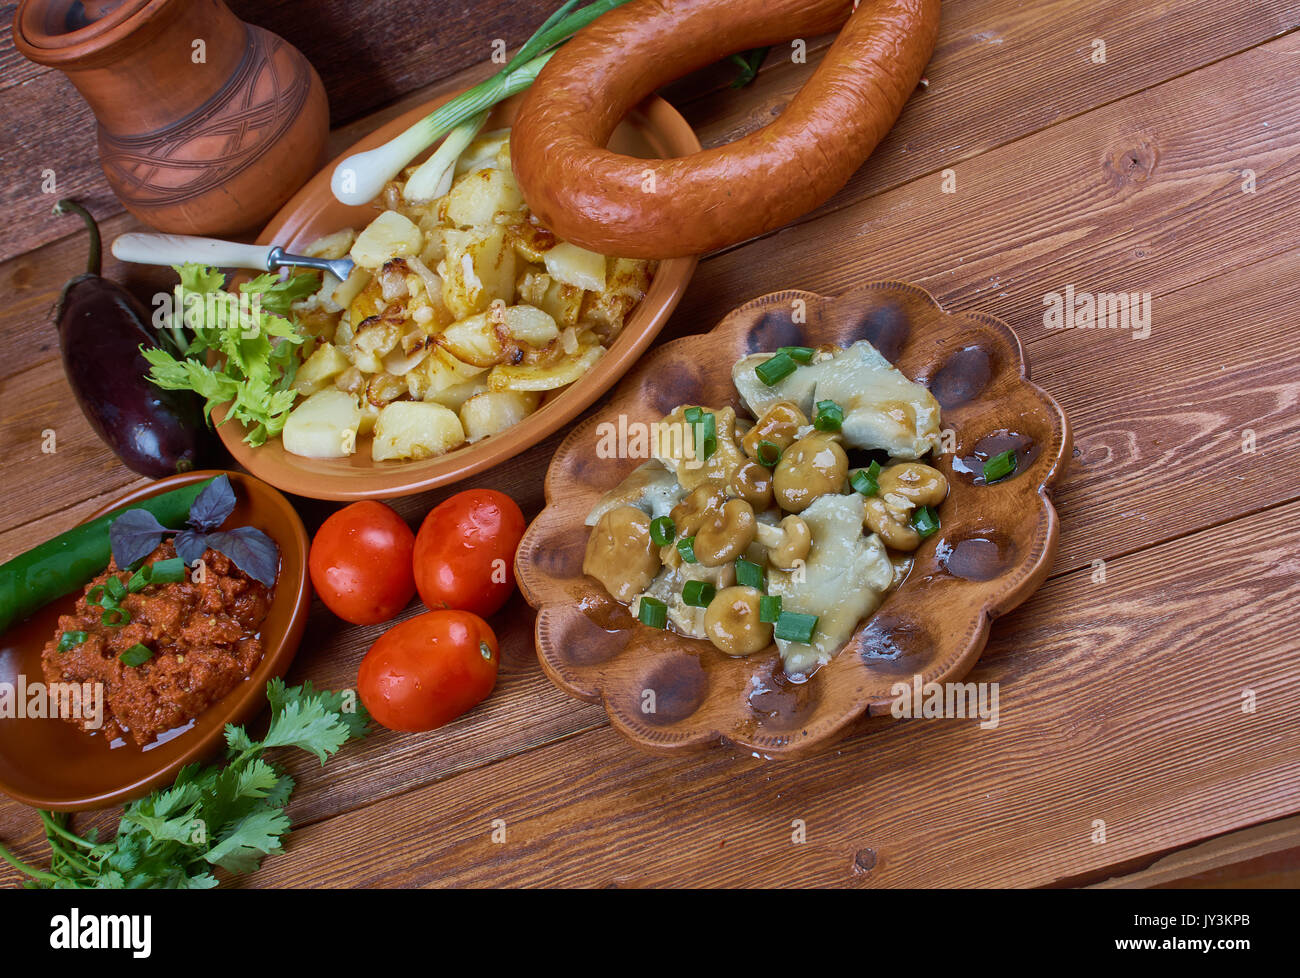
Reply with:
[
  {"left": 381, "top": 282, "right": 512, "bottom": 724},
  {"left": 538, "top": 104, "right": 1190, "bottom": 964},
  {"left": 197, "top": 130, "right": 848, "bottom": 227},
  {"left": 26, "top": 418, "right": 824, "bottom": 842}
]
[{"left": 54, "top": 199, "right": 102, "bottom": 276}]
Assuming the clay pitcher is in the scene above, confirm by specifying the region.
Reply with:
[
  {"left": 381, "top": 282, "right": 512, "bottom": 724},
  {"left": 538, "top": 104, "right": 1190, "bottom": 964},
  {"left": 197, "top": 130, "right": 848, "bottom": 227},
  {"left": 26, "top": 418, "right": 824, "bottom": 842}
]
[{"left": 13, "top": 0, "right": 330, "bottom": 236}]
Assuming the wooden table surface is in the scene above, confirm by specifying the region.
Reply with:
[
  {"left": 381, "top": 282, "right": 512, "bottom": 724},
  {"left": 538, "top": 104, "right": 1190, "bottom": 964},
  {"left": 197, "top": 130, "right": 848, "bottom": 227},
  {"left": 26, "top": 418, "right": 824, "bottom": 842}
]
[{"left": 2, "top": 0, "right": 1299, "bottom": 888}]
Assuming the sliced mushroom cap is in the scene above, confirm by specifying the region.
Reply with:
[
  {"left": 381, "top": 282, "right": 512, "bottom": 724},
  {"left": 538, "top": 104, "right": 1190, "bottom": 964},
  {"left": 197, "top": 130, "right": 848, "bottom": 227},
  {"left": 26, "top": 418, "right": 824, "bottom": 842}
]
[
  {"left": 583, "top": 506, "right": 661, "bottom": 603},
  {"left": 772, "top": 432, "right": 849, "bottom": 512},
  {"left": 741, "top": 400, "right": 808, "bottom": 460},
  {"left": 704, "top": 585, "right": 772, "bottom": 656},
  {"left": 863, "top": 494, "right": 921, "bottom": 551},
  {"left": 694, "top": 498, "right": 758, "bottom": 567},
  {"left": 731, "top": 460, "right": 773, "bottom": 511},
  {"left": 877, "top": 462, "right": 948, "bottom": 508}
]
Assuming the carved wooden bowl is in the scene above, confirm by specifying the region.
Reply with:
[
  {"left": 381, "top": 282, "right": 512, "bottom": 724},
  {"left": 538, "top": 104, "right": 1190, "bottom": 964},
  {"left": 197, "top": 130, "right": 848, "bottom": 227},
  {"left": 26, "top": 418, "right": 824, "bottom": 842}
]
[{"left": 515, "top": 282, "right": 1071, "bottom": 759}]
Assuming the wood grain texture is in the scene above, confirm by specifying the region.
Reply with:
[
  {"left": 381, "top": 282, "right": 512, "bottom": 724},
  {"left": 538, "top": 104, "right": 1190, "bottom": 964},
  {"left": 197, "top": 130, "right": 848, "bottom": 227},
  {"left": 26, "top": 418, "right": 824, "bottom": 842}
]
[{"left": 671, "top": 29, "right": 1300, "bottom": 343}]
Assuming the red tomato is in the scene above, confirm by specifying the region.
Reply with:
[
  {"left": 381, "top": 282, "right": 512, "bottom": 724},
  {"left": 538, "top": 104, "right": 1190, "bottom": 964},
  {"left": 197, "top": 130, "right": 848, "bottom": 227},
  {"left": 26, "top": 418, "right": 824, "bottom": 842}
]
[
  {"left": 309, "top": 501, "right": 416, "bottom": 625},
  {"left": 413, "top": 489, "right": 525, "bottom": 618},
  {"left": 357, "top": 610, "right": 499, "bottom": 732}
]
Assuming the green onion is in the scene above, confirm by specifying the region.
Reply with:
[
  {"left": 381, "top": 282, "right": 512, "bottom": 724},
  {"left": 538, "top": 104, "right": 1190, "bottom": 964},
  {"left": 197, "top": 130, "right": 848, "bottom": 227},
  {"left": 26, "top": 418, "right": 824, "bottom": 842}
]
[
  {"left": 149, "top": 557, "right": 186, "bottom": 584},
  {"left": 649, "top": 516, "right": 676, "bottom": 546},
  {"left": 778, "top": 346, "right": 815, "bottom": 364},
  {"left": 912, "top": 505, "right": 941, "bottom": 539},
  {"left": 101, "top": 607, "right": 131, "bottom": 627},
  {"left": 118, "top": 644, "right": 153, "bottom": 667},
  {"left": 86, "top": 584, "right": 107, "bottom": 606},
  {"left": 127, "top": 565, "right": 152, "bottom": 593},
  {"left": 756, "top": 440, "right": 782, "bottom": 467},
  {"left": 681, "top": 581, "right": 716, "bottom": 608},
  {"left": 637, "top": 597, "right": 668, "bottom": 629},
  {"left": 774, "top": 611, "right": 818, "bottom": 643},
  {"left": 735, "top": 558, "right": 765, "bottom": 591},
  {"left": 691, "top": 411, "right": 717, "bottom": 461},
  {"left": 755, "top": 351, "right": 797, "bottom": 387},
  {"left": 813, "top": 399, "right": 844, "bottom": 431},
  {"left": 851, "top": 460, "right": 882, "bottom": 497},
  {"left": 677, "top": 537, "right": 698, "bottom": 563},
  {"left": 103, "top": 576, "right": 127, "bottom": 602},
  {"left": 759, "top": 595, "right": 782, "bottom": 623},
  {"left": 983, "top": 449, "right": 1017, "bottom": 483},
  {"left": 57, "top": 631, "right": 87, "bottom": 652},
  {"left": 331, "top": 1, "right": 637, "bottom": 206},
  {"left": 683, "top": 406, "right": 704, "bottom": 424}
]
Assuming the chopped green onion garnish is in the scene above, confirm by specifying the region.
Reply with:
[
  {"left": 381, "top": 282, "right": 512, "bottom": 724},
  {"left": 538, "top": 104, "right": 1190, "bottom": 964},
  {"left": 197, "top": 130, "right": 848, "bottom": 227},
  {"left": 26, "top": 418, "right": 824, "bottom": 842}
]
[
  {"left": 649, "top": 516, "right": 676, "bottom": 547},
  {"left": 983, "top": 449, "right": 1017, "bottom": 483},
  {"left": 683, "top": 406, "right": 704, "bottom": 424},
  {"left": 755, "top": 351, "right": 797, "bottom": 386},
  {"left": 695, "top": 411, "right": 717, "bottom": 461},
  {"left": 127, "top": 565, "right": 151, "bottom": 593},
  {"left": 778, "top": 346, "right": 815, "bottom": 364},
  {"left": 677, "top": 537, "right": 698, "bottom": 563},
  {"left": 637, "top": 597, "right": 668, "bottom": 629},
  {"left": 912, "top": 505, "right": 941, "bottom": 539},
  {"left": 851, "top": 460, "right": 882, "bottom": 497},
  {"left": 57, "top": 631, "right": 87, "bottom": 652},
  {"left": 756, "top": 440, "right": 782, "bottom": 467},
  {"left": 735, "top": 558, "right": 765, "bottom": 591},
  {"left": 86, "top": 584, "right": 107, "bottom": 606},
  {"left": 149, "top": 557, "right": 186, "bottom": 584},
  {"left": 759, "top": 595, "right": 782, "bottom": 623},
  {"left": 104, "top": 576, "right": 127, "bottom": 602},
  {"left": 101, "top": 607, "right": 131, "bottom": 627},
  {"left": 813, "top": 398, "right": 844, "bottom": 431},
  {"left": 681, "top": 580, "right": 716, "bottom": 608},
  {"left": 118, "top": 644, "right": 153, "bottom": 667},
  {"left": 774, "top": 611, "right": 818, "bottom": 643}
]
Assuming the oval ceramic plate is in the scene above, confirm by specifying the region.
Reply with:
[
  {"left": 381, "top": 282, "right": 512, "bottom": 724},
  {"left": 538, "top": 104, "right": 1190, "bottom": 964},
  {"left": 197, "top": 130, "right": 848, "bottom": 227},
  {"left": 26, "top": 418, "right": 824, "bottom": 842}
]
[
  {"left": 216, "top": 91, "right": 700, "bottom": 500},
  {"left": 516, "top": 282, "right": 1071, "bottom": 759},
  {"left": 0, "top": 470, "right": 311, "bottom": 810}
]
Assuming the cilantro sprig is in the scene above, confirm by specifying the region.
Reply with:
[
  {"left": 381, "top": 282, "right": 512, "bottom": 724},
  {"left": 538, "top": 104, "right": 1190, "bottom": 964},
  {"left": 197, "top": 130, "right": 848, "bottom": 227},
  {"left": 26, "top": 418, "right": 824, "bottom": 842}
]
[
  {"left": 143, "top": 264, "right": 319, "bottom": 447},
  {"left": 0, "top": 680, "right": 367, "bottom": 889}
]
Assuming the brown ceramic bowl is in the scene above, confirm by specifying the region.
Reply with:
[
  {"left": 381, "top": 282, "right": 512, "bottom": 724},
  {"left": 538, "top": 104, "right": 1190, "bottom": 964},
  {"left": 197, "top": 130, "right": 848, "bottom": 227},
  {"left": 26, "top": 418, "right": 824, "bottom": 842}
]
[
  {"left": 215, "top": 91, "right": 700, "bottom": 500},
  {"left": 516, "top": 282, "right": 1071, "bottom": 759},
  {"left": 0, "top": 470, "right": 311, "bottom": 811}
]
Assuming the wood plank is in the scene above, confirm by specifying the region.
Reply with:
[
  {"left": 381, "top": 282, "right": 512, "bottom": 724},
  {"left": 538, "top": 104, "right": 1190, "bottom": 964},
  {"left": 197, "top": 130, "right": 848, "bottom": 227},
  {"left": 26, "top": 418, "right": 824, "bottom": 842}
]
[
  {"left": 225, "top": 497, "right": 1300, "bottom": 887},
  {"left": 1090, "top": 814, "right": 1300, "bottom": 888},
  {"left": 671, "top": 29, "right": 1300, "bottom": 342},
  {"left": 682, "top": 0, "right": 1300, "bottom": 246}
]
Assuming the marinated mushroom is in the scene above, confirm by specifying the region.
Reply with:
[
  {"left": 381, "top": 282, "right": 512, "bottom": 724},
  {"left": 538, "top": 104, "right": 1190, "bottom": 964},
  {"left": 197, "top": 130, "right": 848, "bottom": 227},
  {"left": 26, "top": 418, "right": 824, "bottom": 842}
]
[
  {"left": 863, "top": 494, "right": 921, "bottom": 551},
  {"left": 669, "top": 480, "right": 729, "bottom": 537},
  {"left": 772, "top": 432, "right": 849, "bottom": 512},
  {"left": 731, "top": 460, "right": 773, "bottom": 510},
  {"left": 741, "top": 400, "right": 808, "bottom": 459},
  {"left": 877, "top": 462, "right": 948, "bottom": 508},
  {"left": 703, "top": 585, "right": 772, "bottom": 656},
  {"left": 756, "top": 514, "right": 812, "bottom": 570},
  {"left": 694, "top": 498, "right": 757, "bottom": 567},
  {"left": 583, "top": 505, "right": 661, "bottom": 602}
]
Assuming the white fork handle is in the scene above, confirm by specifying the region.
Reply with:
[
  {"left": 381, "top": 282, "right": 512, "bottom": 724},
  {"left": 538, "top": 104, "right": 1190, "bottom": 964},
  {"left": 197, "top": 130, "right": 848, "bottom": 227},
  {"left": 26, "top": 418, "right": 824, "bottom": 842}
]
[{"left": 111, "top": 233, "right": 275, "bottom": 271}]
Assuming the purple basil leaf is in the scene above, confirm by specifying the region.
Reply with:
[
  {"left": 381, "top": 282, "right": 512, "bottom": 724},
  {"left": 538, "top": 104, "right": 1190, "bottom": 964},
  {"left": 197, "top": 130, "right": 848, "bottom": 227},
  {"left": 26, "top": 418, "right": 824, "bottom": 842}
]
[
  {"left": 204, "top": 527, "right": 280, "bottom": 587},
  {"left": 109, "top": 509, "right": 171, "bottom": 569},
  {"left": 187, "top": 474, "right": 237, "bottom": 532},
  {"left": 173, "top": 530, "right": 210, "bottom": 568}
]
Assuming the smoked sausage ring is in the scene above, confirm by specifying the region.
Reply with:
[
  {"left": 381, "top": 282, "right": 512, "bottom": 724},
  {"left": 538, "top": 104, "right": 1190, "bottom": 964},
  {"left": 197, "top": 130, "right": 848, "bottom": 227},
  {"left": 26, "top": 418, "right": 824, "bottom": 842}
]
[{"left": 511, "top": 0, "right": 942, "bottom": 259}]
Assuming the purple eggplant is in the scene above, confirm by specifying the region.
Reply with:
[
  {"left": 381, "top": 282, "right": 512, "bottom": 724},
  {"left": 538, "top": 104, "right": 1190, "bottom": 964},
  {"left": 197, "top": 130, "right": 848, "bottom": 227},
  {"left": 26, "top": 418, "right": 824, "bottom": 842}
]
[{"left": 53, "top": 200, "right": 216, "bottom": 478}]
